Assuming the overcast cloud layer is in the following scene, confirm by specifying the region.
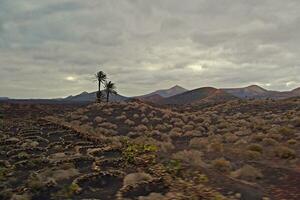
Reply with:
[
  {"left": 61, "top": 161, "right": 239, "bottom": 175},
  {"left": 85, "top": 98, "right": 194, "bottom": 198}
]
[{"left": 0, "top": 0, "right": 300, "bottom": 98}]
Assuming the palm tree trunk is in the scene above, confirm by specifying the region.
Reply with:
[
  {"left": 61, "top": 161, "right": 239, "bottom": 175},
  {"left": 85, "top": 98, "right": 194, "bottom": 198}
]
[
  {"left": 107, "top": 91, "right": 109, "bottom": 102},
  {"left": 97, "top": 81, "right": 101, "bottom": 102}
]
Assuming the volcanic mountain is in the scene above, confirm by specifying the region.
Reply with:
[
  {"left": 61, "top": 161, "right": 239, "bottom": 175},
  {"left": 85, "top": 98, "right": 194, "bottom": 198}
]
[
  {"left": 222, "top": 85, "right": 268, "bottom": 98},
  {"left": 223, "top": 85, "right": 300, "bottom": 99},
  {"left": 135, "top": 85, "right": 188, "bottom": 103},
  {"left": 160, "top": 87, "right": 237, "bottom": 105},
  {"left": 64, "top": 91, "right": 127, "bottom": 102}
]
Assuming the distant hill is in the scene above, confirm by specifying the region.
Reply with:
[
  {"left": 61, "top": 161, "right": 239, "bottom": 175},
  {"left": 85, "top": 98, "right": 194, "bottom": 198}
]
[
  {"left": 292, "top": 87, "right": 300, "bottom": 95},
  {"left": 136, "top": 94, "right": 165, "bottom": 103},
  {"left": 222, "top": 85, "right": 268, "bottom": 98},
  {"left": 138, "top": 85, "right": 188, "bottom": 98},
  {"left": 64, "top": 91, "right": 128, "bottom": 102},
  {"left": 160, "top": 87, "right": 237, "bottom": 105},
  {"left": 222, "top": 85, "right": 300, "bottom": 99},
  {"left": 0, "top": 97, "right": 9, "bottom": 100}
]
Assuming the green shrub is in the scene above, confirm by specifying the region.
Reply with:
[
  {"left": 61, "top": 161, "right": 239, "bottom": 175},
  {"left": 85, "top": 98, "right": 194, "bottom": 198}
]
[
  {"left": 164, "top": 159, "right": 182, "bottom": 175},
  {"left": 122, "top": 143, "right": 158, "bottom": 164}
]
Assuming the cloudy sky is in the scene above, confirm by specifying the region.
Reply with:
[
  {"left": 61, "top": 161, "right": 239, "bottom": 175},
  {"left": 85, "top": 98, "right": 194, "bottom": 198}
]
[{"left": 0, "top": 0, "right": 300, "bottom": 98}]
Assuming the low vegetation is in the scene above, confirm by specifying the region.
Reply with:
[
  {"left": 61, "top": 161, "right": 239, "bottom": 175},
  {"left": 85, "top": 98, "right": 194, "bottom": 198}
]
[{"left": 1, "top": 96, "right": 300, "bottom": 199}]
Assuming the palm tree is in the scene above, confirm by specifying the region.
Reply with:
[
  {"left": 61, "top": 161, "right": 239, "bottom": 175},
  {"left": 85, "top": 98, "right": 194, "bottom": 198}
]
[
  {"left": 104, "top": 81, "right": 117, "bottom": 102},
  {"left": 95, "top": 71, "right": 107, "bottom": 102}
]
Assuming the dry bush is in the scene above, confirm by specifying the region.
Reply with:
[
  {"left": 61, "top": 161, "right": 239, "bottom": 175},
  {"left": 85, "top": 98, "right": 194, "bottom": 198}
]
[
  {"left": 160, "top": 141, "right": 175, "bottom": 154},
  {"left": 98, "top": 122, "right": 117, "bottom": 130},
  {"left": 78, "top": 107, "right": 89, "bottom": 113},
  {"left": 184, "top": 130, "right": 202, "bottom": 137},
  {"left": 172, "top": 150, "right": 204, "bottom": 167},
  {"left": 94, "top": 116, "right": 104, "bottom": 123},
  {"left": 208, "top": 140, "right": 224, "bottom": 153},
  {"left": 147, "top": 130, "right": 161, "bottom": 137},
  {"left": 267, "top": 133, "right": 283, "bottom": 141},
  {"left": 151, "top": 117, "right": 162, "bottom": 123},
  {"left": 103, "top": 108, "right": 113, "bottom": 115},
  {"left": 181, "top": 115, "right": 189, "bottom": 123},
  {"left": 70, "top": 120, "right": 81, "bottom": 127},
  {"left": 287, "top": 139, "right": 297, "bottom": 146},
  {"left": 182, "top": 124, "right": 194, "bottom": 132},
  {"left": 217, "top": 122, "right": 228, "bottom": 129},
  {"left": 124, "top": 105, "right": 131, "bottom": 111},
  {"left": 70, "top": 113, "right": 82, "bottom": 120},
  {"left": 147, "top": 111, "right": 155, "bottom": 118},
  {"left": 247, "top": 144, "right": 263, "bottom": 154},
  {"left": 211, "top": 158, "right": 232, "bottom": 173},
  {"left": 133, "top": 114, "right": 140, "bottom": 119},
  {"left": 139, "top": 106, "right": 147, "bottom": 113},
  {"left": 160, "top": 134, "right": 172, "bottom": 142},
  {"left": 169, "top": 128, "right": 182, "bottom": 137},
  {"left": 189, "top": 138, "right": 208, "bottom": 150},
  {"left": 234, "top": 139, "right": 248, "bottom": 147},
  {"left": 123, "top": 172, "right": 153, "bottom": 186},
  {"left": 231, "top": 165, "right": 263, "bottom": 181},
  {"left": 194, "top": 116, "right": 205, "bottom": 123},
  {"left": 162, "top": 113, "right": 171, "bottom": 120},
  {"left": 138, "top": 193, "right": 165, "bottom": 200},
  {"left": 80, "top": 115, "right": 89, "bottom": 121},
  {"left": 224, "top": 133, "right": 238, "bottom": 143},
  {"left": 124, "top": 119, "right": 135, "bottom": 126},
  {"left": 293, "top": 117, "right": 300, "bottom": 127},
  {"left": 170, "top": 118, "right": 184, "bottom": 127},
  {"left": 141, "top": 118, "right": 149, "bottom": 123},
  {"left": 277, "top": 126, "right": 295, "bottom": 136},
  {"left": 251, "top": 133, "right": 265, "bottom": 142},
  {"left": 244, "top": 150, "right": 262, "bottom": 160},
  {"left": 116, "top": 115, "right": 127, "bottom": 120},
  {"left": 262, "top": 138, "right": 278, "bottom": 146},
  {"left": 274, "top": 146, "right": 296, "bottom": 159},
  {"left": 135, "top": 124, "right": 148, "bottom": 132},
  {"left": 155, "top": 124, "right": 169, "bottom": 132}
]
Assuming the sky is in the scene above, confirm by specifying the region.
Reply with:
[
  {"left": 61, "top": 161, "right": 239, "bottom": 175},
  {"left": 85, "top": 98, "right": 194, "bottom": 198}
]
[{"left": 0, "top": 0, "right": 300, "bottom": 98}]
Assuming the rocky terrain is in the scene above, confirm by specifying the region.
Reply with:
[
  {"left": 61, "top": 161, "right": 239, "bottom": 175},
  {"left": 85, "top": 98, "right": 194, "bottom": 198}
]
[{"left": 1, "top": 97, "right": 300, "bottom": 199}]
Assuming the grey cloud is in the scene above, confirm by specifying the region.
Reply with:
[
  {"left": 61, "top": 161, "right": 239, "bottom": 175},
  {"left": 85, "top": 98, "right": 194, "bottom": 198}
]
[{"left": 0, "top": 0, "right": 300, "bottom": 98}]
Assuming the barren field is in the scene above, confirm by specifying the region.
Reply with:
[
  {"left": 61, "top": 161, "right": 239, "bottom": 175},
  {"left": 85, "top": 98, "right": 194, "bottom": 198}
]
[{"left": 1, "top": 99, "right": 300, "bottom": 200}]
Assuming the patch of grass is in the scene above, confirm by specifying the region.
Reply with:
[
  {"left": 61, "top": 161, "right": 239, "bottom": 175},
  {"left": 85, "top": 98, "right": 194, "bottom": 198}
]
[
  {"left": 164, "top": 159, "right": 182, "bottom": 175},
  {"left": 122, "top": 142, "right": 158, "bottom": 164}
]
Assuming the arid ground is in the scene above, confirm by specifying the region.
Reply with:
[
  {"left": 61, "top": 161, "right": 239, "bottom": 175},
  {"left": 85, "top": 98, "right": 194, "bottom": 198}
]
[{"left": 1, "top": 98, "right": 300, "bottom": 200}]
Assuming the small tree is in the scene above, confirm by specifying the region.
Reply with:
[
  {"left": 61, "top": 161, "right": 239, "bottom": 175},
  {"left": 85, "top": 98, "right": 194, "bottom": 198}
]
[
  {"left": 95, "top": 71, "right": 107, "bottom": 102},
  {"left": 104, "top": 81, "right": 117, "bottom": 102}
]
